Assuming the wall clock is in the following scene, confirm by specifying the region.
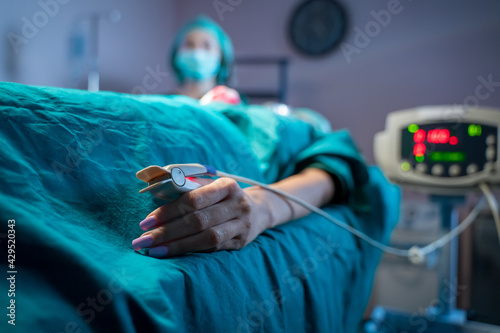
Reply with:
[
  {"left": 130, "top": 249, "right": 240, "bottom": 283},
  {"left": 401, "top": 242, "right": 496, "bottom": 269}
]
[{"left": 288, "top": 0, "right": 347, "bottom": 56}]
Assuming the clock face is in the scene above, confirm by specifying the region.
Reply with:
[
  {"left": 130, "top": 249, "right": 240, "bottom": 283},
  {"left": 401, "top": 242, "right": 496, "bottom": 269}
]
[{"left": 288, "top": 0, "right": 347, "bottom": 56}]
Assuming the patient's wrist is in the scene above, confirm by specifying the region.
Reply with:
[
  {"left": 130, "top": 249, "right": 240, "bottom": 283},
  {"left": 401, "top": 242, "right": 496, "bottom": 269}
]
[
  {"left": 244, "top": 187, "right": 282, "bottom": 231},
  {"left": 244, "top": 186, "right": 294, "bottom": 230}
]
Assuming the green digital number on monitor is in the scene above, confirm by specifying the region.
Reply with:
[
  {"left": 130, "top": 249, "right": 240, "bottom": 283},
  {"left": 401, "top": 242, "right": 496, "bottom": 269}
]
[{"left": 430, "top": 151, "right": 465, "bottom": 162}]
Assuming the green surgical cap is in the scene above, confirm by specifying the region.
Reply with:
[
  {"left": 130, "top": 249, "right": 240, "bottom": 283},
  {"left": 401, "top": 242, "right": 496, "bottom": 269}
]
[{"left": 170, "top": 15, "right": 234, "bottom": 85}]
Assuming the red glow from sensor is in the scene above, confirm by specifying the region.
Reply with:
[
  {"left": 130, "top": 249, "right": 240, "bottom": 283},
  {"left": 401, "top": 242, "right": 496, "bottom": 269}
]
[
  {"left": 413, "top": 143, "right": 426, "bottom": 156},
  {"left": 414, "top": 129, "right": 426, "bottom": 143},
  {"left": 449, "top": 136, "right": 458, "bottom": 145}
]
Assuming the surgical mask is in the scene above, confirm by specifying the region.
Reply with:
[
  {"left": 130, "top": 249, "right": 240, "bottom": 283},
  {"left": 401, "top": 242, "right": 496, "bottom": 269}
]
[{"left": 175, "top": 49, "right": 221, "bottom": 81}]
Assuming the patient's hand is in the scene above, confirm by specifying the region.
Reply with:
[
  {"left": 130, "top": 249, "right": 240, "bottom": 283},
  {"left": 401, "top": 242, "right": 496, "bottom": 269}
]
[
  {"left": 131, "top": 177, "right": 271, "bottom": 258},
  {"left": 131, "top": 168, "right": 334, "bottom": 258}
]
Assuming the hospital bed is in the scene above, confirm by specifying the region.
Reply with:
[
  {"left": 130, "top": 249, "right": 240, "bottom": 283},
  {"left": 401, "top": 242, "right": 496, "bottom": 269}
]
[{"left": 0, "top": 82, "right": 399, "bottom": 332}]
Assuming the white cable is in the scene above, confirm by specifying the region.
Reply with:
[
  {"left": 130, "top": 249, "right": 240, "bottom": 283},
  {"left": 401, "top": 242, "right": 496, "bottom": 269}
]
[
  {"left": 479, "top": 182, "right": 500, "bottom": 244},
  {"left": 216, "top": 170, "right": 490, "bottom": 263}
]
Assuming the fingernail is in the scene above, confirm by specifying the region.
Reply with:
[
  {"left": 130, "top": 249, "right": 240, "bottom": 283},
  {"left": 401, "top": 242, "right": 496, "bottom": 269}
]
[
  {"left": 132, "top": 235, "right": 154, "bottom": 251},
  {"left": 140, "top": 216, "right": 157, "bottom": 230},
  {"left": 148, "top": 246, "right": 169, "bottom": 258}
]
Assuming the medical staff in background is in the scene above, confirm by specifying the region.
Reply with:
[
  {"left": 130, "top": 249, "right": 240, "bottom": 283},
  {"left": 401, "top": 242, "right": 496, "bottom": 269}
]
[{"left": 169, "top": 15, "right": 241, "bottom": 105}]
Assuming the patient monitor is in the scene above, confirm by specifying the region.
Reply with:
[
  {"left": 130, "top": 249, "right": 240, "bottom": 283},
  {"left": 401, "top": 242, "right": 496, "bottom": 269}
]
[
  {"left": 374, "top": 106, "right": 499, "bottom": 194},
  {"left": 371, "top": 106, "right": 500, "bottom": 331}
]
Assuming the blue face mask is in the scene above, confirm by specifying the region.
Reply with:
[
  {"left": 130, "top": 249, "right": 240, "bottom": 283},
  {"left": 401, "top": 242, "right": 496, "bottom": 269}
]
[{"left": 175, "top": 49, "right": 221, "bottom": 81}]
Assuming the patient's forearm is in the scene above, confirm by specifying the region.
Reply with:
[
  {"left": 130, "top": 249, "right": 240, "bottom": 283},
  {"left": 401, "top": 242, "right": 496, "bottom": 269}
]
[{"left": 245, "top": 168, "right": 335, "bottom": 230}]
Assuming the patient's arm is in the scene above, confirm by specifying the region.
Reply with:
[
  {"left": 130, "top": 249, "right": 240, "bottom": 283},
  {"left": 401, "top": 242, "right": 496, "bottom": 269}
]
[{"left": 131, "top": 167, "right": 335, "bottom": 258}]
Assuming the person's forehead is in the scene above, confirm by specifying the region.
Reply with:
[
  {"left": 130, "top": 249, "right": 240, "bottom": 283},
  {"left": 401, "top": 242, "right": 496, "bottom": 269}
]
[{"left": 184, "top": 29, "right": 218, "bottom": 44}]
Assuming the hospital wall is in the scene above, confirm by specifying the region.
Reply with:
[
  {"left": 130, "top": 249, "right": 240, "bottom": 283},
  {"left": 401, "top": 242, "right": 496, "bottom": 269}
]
[
  {"left": 0, "top": 0, "right": 178, "bottom": 94},
  {"left": 177, "top": 0, "right": 500, "bottom": 163}
]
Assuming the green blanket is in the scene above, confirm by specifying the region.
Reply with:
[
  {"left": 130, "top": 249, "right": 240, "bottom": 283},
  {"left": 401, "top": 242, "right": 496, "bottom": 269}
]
[{"left": 0, "top": 82, "right": 400, "bottom": 333}]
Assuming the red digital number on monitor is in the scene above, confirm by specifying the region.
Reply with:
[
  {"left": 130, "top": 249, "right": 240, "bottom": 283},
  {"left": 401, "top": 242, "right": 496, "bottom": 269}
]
[
  {"left": 427, "top": 129, "right": 450, "bottom": 143},
  {"left": 413, "top": 128, "right": 458, "bottom": 147}
]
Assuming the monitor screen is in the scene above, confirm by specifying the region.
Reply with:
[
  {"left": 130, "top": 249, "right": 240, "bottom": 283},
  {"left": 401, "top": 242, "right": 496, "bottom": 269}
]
[{"left": 400, "top": 122, "right": 496, "bottom": 177}]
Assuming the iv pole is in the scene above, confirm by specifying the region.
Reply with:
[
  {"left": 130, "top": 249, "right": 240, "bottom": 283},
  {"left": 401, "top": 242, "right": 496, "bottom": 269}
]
[{"left": 71, "top": 10, "right": 121, "bottom": 92}]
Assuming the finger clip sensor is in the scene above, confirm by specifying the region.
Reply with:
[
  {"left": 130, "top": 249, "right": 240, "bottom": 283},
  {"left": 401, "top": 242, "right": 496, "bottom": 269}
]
[{"left": 136, "top": 163, "right": 211, "bottom": 201}]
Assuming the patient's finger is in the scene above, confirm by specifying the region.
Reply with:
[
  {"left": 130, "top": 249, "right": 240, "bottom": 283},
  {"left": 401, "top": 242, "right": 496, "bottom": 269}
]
[
  {"left": 142, "top": 197, "right": 243, "bottom": 244},
  {"left": 147, "top": 219, "right": 244, "bottom": 258},
  {"left": 139, "top": 178, "right": 215, "bottom": 230},
  {"left": 196, "top": 238, "right": 243, "bottom": 253},
  {"left": 214, "top": 238, "right": 244, "bottom": 251},
  {"left": 144, "top": 177, "right": 241, "bottom": 227}
]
